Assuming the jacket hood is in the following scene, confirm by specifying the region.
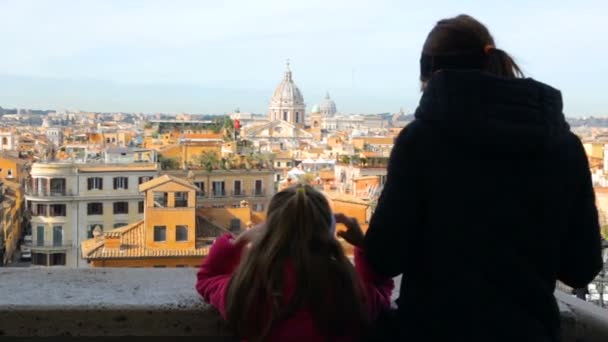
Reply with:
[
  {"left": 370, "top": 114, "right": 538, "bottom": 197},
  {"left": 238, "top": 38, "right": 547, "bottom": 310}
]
[{"left": 414, "top": 70, "right": 570, "bottom": 155}]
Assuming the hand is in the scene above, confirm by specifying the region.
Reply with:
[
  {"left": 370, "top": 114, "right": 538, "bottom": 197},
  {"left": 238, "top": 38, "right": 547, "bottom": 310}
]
[
  {"left": 335, "top": 213, "right": 365, "bottom": 248},
  {"left": 233, "top": 222, "right": 266, "bottom": 246}
]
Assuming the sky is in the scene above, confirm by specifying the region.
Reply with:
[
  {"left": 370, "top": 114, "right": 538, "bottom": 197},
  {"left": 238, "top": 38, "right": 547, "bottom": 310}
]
[{"left": 0, "top": 0, "right": 606, "bottom": 116}]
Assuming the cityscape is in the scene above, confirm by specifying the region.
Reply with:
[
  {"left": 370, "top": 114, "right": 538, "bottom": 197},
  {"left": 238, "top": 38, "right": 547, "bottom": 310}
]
[{"left": 0, "top": 0, "right": 607, "bottom": 339}]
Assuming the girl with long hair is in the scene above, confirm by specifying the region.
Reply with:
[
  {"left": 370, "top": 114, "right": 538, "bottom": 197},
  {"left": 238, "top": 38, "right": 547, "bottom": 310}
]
[{"left": 196, "top": 184, "right": 393, "bottom": 341}]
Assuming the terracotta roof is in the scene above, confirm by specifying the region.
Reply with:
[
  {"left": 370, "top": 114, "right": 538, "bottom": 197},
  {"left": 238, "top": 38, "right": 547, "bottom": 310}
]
[
  {"left": 81, "top": 220, "right": 210, "bottom": 260},
  {"left": 324, "top": 191, "right": 371, "bottom": 205},
  {"left": 139, "top": 174, "right": 198, "bottom": 192},
  {"left": 183, "top": 133, "right": 223, "bottom": 139},
  {"left": 78, "top": 164, "right": 158, "bottom": 173}
]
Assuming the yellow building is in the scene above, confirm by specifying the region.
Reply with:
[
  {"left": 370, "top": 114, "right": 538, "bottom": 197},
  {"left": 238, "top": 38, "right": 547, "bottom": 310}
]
[
  {"left": 0, "top": 154, "right": 28, "bottom": 181},
  {"left": 81, "top": 175, "right": 208, "bottom": 267},
  {"left": 584, "top": 142, "right": 605, "bottom": 160},
  {"left": 165, "top": 169, "right": 275, "bottom": 212}
]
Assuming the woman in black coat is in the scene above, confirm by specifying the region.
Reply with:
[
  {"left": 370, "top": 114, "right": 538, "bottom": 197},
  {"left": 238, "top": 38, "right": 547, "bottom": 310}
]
[{"left": 365, "top": 14, "right": 603, "bottom": 342}]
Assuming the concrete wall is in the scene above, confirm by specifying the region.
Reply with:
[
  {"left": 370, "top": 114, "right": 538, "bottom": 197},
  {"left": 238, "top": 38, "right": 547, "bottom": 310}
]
[{"left": 0, "top": 268, "right": 606, "bottom": 340}]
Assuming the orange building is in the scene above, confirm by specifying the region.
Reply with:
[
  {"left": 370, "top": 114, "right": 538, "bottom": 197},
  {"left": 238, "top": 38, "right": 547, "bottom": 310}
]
[
  {"left": 0, "top": 154, "right": 28, "bottom": 181},
  {"left": 81, "top": 175, "right": 209, "bottom": 267}
]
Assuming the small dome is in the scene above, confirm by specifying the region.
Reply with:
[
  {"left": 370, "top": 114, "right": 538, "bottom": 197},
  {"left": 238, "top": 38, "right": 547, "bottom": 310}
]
[
  {"left": 319, "top": 92, "right": 337, "bottom": 116},
  {"left": 311, "top": 105, "right": 320, "bottom": 114}
]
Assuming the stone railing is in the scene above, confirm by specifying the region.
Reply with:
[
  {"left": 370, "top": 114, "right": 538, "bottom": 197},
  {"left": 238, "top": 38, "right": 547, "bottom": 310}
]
[{"left": 0, "top": 268, "right": 606, "bottom": 340}]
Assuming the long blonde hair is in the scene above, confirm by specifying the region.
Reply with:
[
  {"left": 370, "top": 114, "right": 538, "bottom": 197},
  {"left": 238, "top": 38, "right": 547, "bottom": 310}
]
[{"left": 225, "top": 184, "right": 368, "bottom": 341}]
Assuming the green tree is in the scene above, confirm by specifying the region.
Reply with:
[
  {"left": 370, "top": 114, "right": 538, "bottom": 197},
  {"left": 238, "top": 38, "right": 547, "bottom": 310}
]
[
  {"left": 159, "top": 155, "right": 180, "bottom": 170},
  {"left": 194, "top": 151, "right": 220, "bottom": 172}
]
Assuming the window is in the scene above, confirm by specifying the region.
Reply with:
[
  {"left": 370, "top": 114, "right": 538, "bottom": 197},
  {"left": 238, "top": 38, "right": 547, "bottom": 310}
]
[
  {"left": 1, "top": 137, "right": 7, "bottom": 145},
  {"left": 175, "top": 265, "right": 186, "bottom": 268},
  {"left": 253, "top": 203, "right": 264, "bottom": 212},
  {"left": 153, "top": 265, "right": 166, "bottom": 268},
  {"left": 33, "top": 253, "right": 47, "bottom": 266},
  {"left": 49, "top": 204, "right": 66, "bottom": 217},
  {"left": 33, "top": 204, "right": 47, "bottom": 216},
  {"left": 50, "top": 253, "right": 66, "bottom": 266},
  {"left": 50, "top": 178, "right": 66, "bottom": 195},
  {"left": 7, "top": 169, "right": 13, "bottom": 178},
  {"left": 87, "top": 177, "right": 103, "bottom": 190},
  {"left": 176, "top": 225, "right": 188, "bottom": 241},
  {"left": 234, "top": 180, "right": 242, "bottom": 196},
  {"left": 52, "top": 226, "right": 63, "bottom": 247},
  {"left": 113, "top": 177, "right": 129, "bottom": 190},
  {"left": 36, "top": 225, "right": 44, "bottom": 246},
  {"left": 113, "top": 222, "right": 127, "bottom": 228},
  {"left": 87, "top": 202, "right": 103, "bottom": 215},
  {"left": 276, "top": 161, "right": 281, "bottom": 167},
  {"left": 113, "top": 202, "right": 129, "bottom": 214},
  {"left": 174, "top": 192, "right": 188, "bottom": 207},
  {"left": 254, "top": 180, "right": 263, "bottom": 196},
  {"left": 153, "top": 192, "right": 168, "bottom": 207},
  {"left": 194, "top": 182, "right": 205, "bottom": 195},
  {"left": 295, "top": 112, "right": 299, "bottom": 123},
  {"left": 154, "top": 226, "right": 167, "bottom": 242},
  {"left": 212, "top": 181, "right": 225, "bottom": 197},
  {"left": 138, "top": 200, "right": 144, "bottom": 214},
  {"left": 229, "top": 219, "right": 241, "bottom": 233},
  {"left": 283, "top": 111, "right": 288, "bottom": 120},
  {"left": 87, "top": 224, "right": 103, "bottom": 238},
  {"left": 138, "top": 176, "right": 153, "bottom": 184}
]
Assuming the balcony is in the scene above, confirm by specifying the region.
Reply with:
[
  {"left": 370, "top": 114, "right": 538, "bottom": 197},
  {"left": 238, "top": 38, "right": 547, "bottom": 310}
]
[
  {"left": 211, "top": 190, "right": 226, "bottom": 198},
  {"left": 0, "top": 268, "right": 605, "bottom": 339},
  {"left": 231, "top": 190, "right": 246, "bottom": 197},
  {"left": 25, "top": 187, "right": 74, "bottom": 198},
  {"left": 252, "top": 189, "right": 265, "bottom": 197},
  {"left": 27, "top": 241, "right": 73, "bottom": 252}
]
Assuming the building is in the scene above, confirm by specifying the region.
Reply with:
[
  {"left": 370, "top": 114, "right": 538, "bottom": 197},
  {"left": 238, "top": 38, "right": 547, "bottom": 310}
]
[
  {"left": 25, "top": 151, "right": 160, "bottom": 267},
  {"left": 268, "top": 61, "right": 306, "bottom": 127},
  {"left": 0, "top": 154, "right": 28, "bottom": 181},
  {"left": 318, "top": 92, "right": 337, "bottom": 116},
  {"left": 164, "top": 169, "right": 275, "bottom": 212},
  {"left": 81, "top": 175, "right": 264, "bottom": 267},
  {"left": 0, "top": 132, "right": 17, "bottom": 151},
  {"left": 81, "top": 175, "right": 207, "bottom": 267}
]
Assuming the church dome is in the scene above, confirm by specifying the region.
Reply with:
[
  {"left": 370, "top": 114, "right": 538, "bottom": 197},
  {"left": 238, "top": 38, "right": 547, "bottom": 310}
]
[
  {"left": 319, "top": 92, "right": 337, "bottom": 116},
  {"left": 271, "top": 64, "right": 304, "bottom": 106},
  {"left": 311, "top": 104, "right": 320, "bottom": 114}
]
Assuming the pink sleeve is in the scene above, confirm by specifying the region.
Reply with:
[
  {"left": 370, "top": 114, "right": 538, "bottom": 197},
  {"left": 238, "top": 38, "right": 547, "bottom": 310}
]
[
  {"left": 354, "top": 247, "right": 395, "bottom": 320},
  {"left": 195, "top": 233, "right": 244, "bottom": 318}
]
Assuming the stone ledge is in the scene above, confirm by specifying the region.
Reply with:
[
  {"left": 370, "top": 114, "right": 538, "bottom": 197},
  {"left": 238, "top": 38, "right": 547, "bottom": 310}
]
[
  {"left": 0, "top": 268, "right": 233, "bottom": 337},
  {"left": 0, "top": 268, "right": 606, "bottom": 340}
]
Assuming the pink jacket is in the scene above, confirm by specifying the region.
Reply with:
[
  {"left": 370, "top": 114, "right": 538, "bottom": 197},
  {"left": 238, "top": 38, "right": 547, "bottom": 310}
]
[{"left": 195, "top": 233, "right": 394, "bottom": 341}]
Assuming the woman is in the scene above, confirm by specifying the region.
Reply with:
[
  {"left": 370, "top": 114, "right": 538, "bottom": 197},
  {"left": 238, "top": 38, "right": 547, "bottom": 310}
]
[
  {"left": 365, "top": 14, "right": 603, "bottom": 341},
  {"left": 196, "top": 184, "right": 393, "bottom": 341}
]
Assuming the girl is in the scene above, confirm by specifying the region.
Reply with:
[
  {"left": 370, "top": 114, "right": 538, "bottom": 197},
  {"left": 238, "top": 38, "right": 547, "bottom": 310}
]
[{"left": 196, "top": 184, "right": 393, "bottom": 341}]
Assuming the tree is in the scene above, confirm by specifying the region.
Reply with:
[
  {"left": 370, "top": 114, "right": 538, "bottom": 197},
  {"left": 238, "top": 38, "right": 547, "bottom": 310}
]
[
  {"left": 159, "top": 155, "right": 180, "bottom": 170},
  {"left": 194, "top": 151, "right": 220, "bottom": 172}
]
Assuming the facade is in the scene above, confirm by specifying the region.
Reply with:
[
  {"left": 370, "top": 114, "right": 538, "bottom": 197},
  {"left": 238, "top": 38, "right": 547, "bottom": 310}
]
[
  {"left": 81, "top": 175, "right": 208, "bottom": 267},
  {"left": 268, "top": 62, "right": 306, "bottom": 127},
  {"left": 0, "top": 154, "right": 28, "bottom": 180},
  {"left": 164, "top": 169, "right": 275, "bottom": 213},
  {"left": 0, "top": 132, "right": 16, "bottom": 151},
  {"left": 25, "top": 158, "right": 159, "bottom": 267}
]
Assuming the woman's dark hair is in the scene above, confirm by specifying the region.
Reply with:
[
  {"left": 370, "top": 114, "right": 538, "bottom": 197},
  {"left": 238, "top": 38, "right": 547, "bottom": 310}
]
[{"left": 420, "top": 14, "right": 523, "bottom": 82}]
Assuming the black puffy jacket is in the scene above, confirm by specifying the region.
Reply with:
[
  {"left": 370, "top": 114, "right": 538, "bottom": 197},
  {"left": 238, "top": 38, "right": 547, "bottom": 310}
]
[{"left": 365, "top": 70, "right": 603, "bottom": 342}]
